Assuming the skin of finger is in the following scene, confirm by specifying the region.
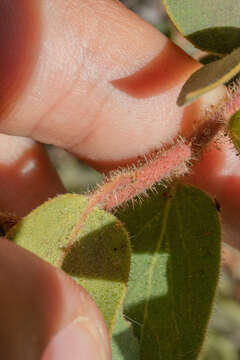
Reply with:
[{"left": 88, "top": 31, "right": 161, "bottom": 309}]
[
  {"left": 0, "top": 134, "right": 65, "bottom": 216},
  {"left": 0, "top": 238, "right": 110, "bottom": 360},
  {"left": 0, "top": 0, "right": 224, "bottom": 168}
]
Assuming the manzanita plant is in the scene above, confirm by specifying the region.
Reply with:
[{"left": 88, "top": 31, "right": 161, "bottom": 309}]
[{"left": 3, "top": 1, "right": 240, "bottom": 359}]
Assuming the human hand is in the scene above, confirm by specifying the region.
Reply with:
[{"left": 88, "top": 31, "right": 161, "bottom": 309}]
[{"left": 0, "top": 0, "right": 238, "bottom": 359}]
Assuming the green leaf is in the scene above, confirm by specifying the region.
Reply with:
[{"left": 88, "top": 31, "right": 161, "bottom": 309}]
[
  {"left": 162, "top": 0, "right": 240, "bottom": 55},
  {"left": 228, "top": 110, "right": 240, "bottom": 154},
  {"left": 7, "top": 194, "right": 131, "bottom": 333},
  {"left": 116, "top": 184, "right": 221, "bottom": 360},
  {"left": 177, "top": 48, "right": 240, "bottom": 106},
  {"left": 111, "top": 311, "right": 140, "bottom": 360},
  {"left": 199, "top": 55, "right": 220, "bottom": 66}
]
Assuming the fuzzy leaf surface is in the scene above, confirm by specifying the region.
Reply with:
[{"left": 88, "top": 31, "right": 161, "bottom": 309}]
[
  {"left": 116, "top": 184, "right": 221, "bottom": 359},
  {"left": 177, "top": 48, "right": 240, "bottom": 106},
  {"left": 111, "top": 312, "right": 140, "bottom": 360},
  {"left": 162, "top": 0, "right": 240, "bottom": 54},
  {"left": 8, "top": 194, "right": 131, "bottom": 333}
]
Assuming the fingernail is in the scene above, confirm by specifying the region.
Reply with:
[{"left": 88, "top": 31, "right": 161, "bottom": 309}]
[{"left": 42, "top": 316, "right": 111, "bottom": 360}]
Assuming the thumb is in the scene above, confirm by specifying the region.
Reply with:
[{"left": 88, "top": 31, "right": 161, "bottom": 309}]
[
  {"left": 0, "top": 238, "right": 111, "bottom": 360},
  {"left": 0, "top": 0, "right": 224, "bottom": 170}
]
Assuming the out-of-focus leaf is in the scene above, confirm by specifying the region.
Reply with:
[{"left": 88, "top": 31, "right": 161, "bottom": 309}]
[
  {"left": 228, "top": 110, "right": 240, "bottom": 154},
  {"left": 162, "top": 0, "right": 240, "bottom": 55},
  {"left": 111, "top": 311, "right": 140, "bottom": 360},
  {"left": 200, "top": 332, "right": 238, "bottom": 360},
  {"left": 8, "top": 194, "right": 131, "bottom": 333},
  {"left": 199, "top": 55, "right": 220, "bottom": 65},
  {"left": 177, "top": 48, "right": 240, "bottom": 106},
  {"left": 116, "top": 184, "right": 221, "bottom": 359}
]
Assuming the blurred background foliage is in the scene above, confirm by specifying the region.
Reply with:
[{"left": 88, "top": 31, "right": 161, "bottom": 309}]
[{"left": 47, "top": 1, "right": 240, "bottom": 358}]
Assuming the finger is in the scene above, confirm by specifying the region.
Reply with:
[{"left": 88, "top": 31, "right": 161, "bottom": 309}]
[
  {"left": 0, "top": 0, "right": 224, "bottom": 170},
  {"left": 0, "top": 134, "right": 65, "bottom": 217},
  {"left": 0, "top": 238, "right": 111, "bottom": 360}
]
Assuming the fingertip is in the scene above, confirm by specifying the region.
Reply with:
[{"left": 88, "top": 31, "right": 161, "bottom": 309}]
[
  {"left": 42, "top": 317, "right": 111, "bottom": 360},
  {"left": 0, "top": 239, "right": 111, "bottom": 359},
  {"left": 0, "top": 0, "right": 205, "bottom": 166},
  {"left": 0, "top": 134, "right": 65, "bottom": 216}
]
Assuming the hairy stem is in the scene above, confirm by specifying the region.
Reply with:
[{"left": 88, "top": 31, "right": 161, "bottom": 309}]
[
  {"left": 65, "top": 142, "right": 191, "bottom": 250},
  {"left": 66, "top": 82, "right": 240, "bottom": 248}
]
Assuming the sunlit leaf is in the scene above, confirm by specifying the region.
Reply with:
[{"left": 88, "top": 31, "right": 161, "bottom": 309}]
[
  {"left": 116, "top": 184, "right": 221, "bottom": 359},
  {"left": 8, "top": 194, "right": 131, "bottom": 333},
  {"left": 177, "top": 48, "right": 240, "bottom": 106},
  {"left": 162, "top": 0, "right": 240, "bottom": 54},
  {"left": 112, "top": 311, "right": 140, "bottom": 360}
]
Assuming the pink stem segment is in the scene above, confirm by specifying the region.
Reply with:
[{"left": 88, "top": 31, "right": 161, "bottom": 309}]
[
  {"left": 98, "top": 142, "right": 191, "bottom": 210},
  {"left": 65, "top": 142, "right": 191, "bottom": 250}
]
